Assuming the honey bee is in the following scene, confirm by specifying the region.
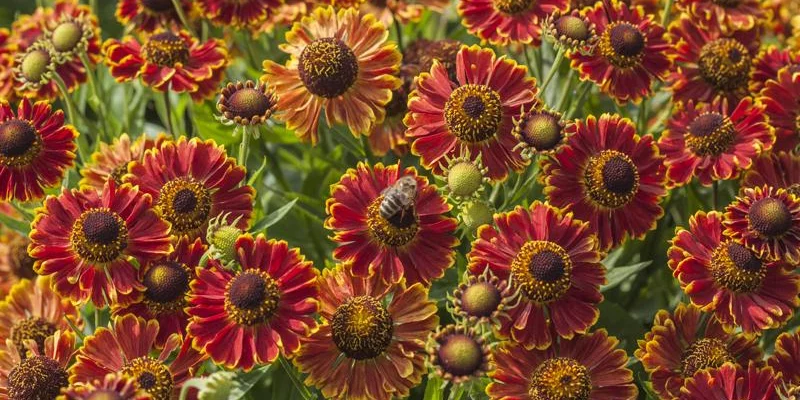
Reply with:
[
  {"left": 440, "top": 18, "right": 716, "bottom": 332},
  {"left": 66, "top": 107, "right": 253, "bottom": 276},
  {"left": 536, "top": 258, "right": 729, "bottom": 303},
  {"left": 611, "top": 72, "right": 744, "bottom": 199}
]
[{"left": 380, "top": 176, "right": 418, "bottom": 221}]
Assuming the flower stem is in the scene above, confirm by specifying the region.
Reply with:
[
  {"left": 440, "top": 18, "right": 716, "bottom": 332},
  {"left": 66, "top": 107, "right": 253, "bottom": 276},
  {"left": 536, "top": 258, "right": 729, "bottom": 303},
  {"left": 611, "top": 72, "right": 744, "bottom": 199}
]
[
  {"left": 712, "top": 181, "right": 718, "bottom": 210},
  {"left": 565, "top": 81, "right": 592, "bottom": 120},
  {"left": 392, "top": 14, "right": 404, "bottom": 54},
  {"left": 554, "top": 68, "right": 576, "bottom": 112},
  {"left": 540, "top": 47, "right": 565, "bottom": 93},
  {"left": 163, "top": 90, "right": 176, "bottom": 138},
  {"left": 278, "top": 356, "right": 313, "bottom": 400},
  {"left": 171, "top": 0, "right": 196, "bottom": 36},
  {"left": 52, "top": 72, "right": 90, "bottom": 162},
  {"left": 79, "top": 51, "right": 110, "bottom": 140},
  {"left": 238, "top": 126, "right": 251, "bottom": 167},
  {"left": 661, "top": 0, "right": 674, "bottom": 27}
]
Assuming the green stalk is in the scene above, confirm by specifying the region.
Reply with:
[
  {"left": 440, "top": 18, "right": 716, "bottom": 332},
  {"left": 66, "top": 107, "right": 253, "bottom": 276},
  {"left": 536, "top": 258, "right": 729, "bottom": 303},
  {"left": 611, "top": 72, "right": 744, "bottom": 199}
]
[
  {"left": 79, "top": 52, "right": 110, "bottom": 140},
  {"left": 52, "top": 73, "right": 90, "bottom": 162},
  {"left": 540, "top": 47, "right": 565, "bottom": 93},
  {"left": 565, "top": 81, "right": 592, "bottom": 120},
  {"left": 661, "top": 0, "right": 674, "bottom": 27},
  {"left": 554, "top": 68, "right": 576, "bottom": 112},
  {"left": 171, "top": 0, "right": 196, "bottom": 36},
  {"left": 393, "top": 13, "right": 405, "bottom": 54},
  {"left": 278, "top": 356, "right": 314, "bottom": 400},
  {"left": 238, "top": 126, "right": 251, "bottom": 167},
  {"left": 163, "top": 90, "right": 176, "bottom": 138}
]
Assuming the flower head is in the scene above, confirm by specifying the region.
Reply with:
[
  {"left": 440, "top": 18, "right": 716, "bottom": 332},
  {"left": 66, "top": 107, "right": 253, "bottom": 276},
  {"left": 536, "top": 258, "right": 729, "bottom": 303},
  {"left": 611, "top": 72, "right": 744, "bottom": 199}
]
[
  {"left": 658, "top": 97, "right": 774, "bottom": 187},
  {"left": 325, "top": 162, "right": 458, "bottom": 285},
  {"left": 468, "top": 201, "right": 605, "bottom": 349},
  {"left": 769, "top": 330, "right": 800, "bottom": 396},
  {"left": 570, "top": 0, "right": 672, "bottom": 103},
  {"left": 198, "top": 0, "right": 282, "bottom": 28},
  {"left": 0, "top": 330, "right": 75, "bottom": 400},
  {"left": 29, "top": 181, "right": 173, "bottom": 306},
  {"left": 451, "top": 268, "right": 519, "bottom": 327},
  {"left": 512, "top": 101, "right": 568, "bottom": 158},
  {"left": 186, "top": 234, "right": 319, "bottom": 370},
  {"left": 457, "top": 0, "right": 568, "bottom": 45},
  {"left": 62, "top": 373, "right": 150, "bottom": 400},
  {"left": 488, "top": 329, "right": 637, "bottom": 400},
  {"left": 104, "top": 31, "right": 228, "bottom": 102},
  {"left": 116, "top": 0, "right": 195, "bottom": 33},
  {"left": 742, "top": 151, "right": 800, "bottom": 194},
  {"left": 79, "top": 133, "right": 161, "bottom": 191},
  {"left": 543, "top": 9, "right": 599, "bottom": 54},
  {"left": 635, "top": 303, "right": 764, "bottom": 399},
  {"left": 760, "top": 66, "right": 800, "bottom": 152},
  {"left": 405, "top": 45, "right": 538, "bottom": 181},
  {"left": 217, "top": 80, "right": 278, "bottom": 126},
  {"left": 542, "top": 113, "right": 667, "bottom": 251},
  {"left": 294, "top": 264, "right": 438, "bottom": 400},
  {"left": 679, "top": 362, "right": 777, "bottom": 400},
  {"left": 427, "top": 325, "right": 491, "bottom": 383},
  {"left": 668, "top": 211, "right": 800, "bottom": 334},
  {"left": 0, "top": 230, "right": 37, "bottom": 294},
  {"left": 261, "top": 6, "right": 401, "bottom": 144}
]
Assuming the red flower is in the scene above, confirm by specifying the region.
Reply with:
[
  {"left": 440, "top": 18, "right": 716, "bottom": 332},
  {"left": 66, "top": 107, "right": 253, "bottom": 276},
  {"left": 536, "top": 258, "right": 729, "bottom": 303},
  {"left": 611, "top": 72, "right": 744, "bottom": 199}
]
[
  {"left": 769, "top": 330, "right": 800, "bottom": 395},
  {"left": 29, "top": 181, "right": 173, "bottom": 306},
  {"left": 103, "top": 31, "right": 228, "bottom": 102},
  {"left": 0, "top": 230, "right": 37, "bottom": 294},
  {"left": 116, "top": 0, "right": 195, "bottom": 33},
  {"left": 198, "top": 0, "right": 282, "bottom": 28},
  {"left": 468, "top": 201, "right": 605, "bottom": 349},
  {"left": 658, "top": 97, "right": 774, "bottom": 187},
  {"left": 405, "top": 45, "right": 538, "bottom": 181},
  {"left": 186, "top": 234, "right": 319, "bottom": 371},
  {"left": 112, "top": 237, "right": 208, "bottom": 347},
  {"left": 679, "top": 362, "right": 777, "bottom": 400},
  {"left": 62, "top": 373, "right": 149, "bottom": 400},
  {"left": 0, "top": 29, "right": 15, "bottom": 102},
  {"left": 0, "top": 330, "right": 75, "bottom": 400},
  {"left": 668, "top": 211, "right": 800, "bottom": 334},
  {"left": 488, "top": 329, "right": 637, "bottom": 400},
  {"left": 457, "top": 0, "right": 568, "bottom": 45},
  {"left": 126, "top": 137, "right": 254, "bottom": 240},
  {"left": 570, "top": 0, "right": 672, "bottom": 103},
  {"left": 667, "top": 14, "right": 760, "bottom": 104},
  {"left": 0, "top": 98, "right": 77, "bottom": 201},
  {"left": 760, "top": 66, "right": 800, "bottom": 152},
  {"left": 634, "top": 303, "right": 764, "bottom": 399},
  {"left": 325, "top": 162, "right": 458, "bottom": 285},
  {"left": 293, "top": 264, "right": 438, "bottom": 400},
  {"left": 742, "top": 151, "right": 800, "bottom": 193},
  {"left": 723, "top": 185, "right": 800, "bottom": 264},
  {"left": 542, "top": 113, "right": 667, "bottom": 251},
  {"left": 675, "top": 0, "right": 765, "bottom": 32},
  {"left": 69, "top": 314, "right": 205, "bottom": 400},
  {"left": 750, "top": 46, "right": 800, "bottom": 95},
  {"left": 79, "top": 133, "right": 162, "bottom": 191}
]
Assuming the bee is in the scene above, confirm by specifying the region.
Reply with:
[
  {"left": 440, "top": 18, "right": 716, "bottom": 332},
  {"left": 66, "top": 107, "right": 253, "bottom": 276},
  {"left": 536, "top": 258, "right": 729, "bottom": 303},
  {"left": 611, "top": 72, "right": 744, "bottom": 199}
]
[{"left": 380, "top": 176, "right": 418, "bottom": 222}]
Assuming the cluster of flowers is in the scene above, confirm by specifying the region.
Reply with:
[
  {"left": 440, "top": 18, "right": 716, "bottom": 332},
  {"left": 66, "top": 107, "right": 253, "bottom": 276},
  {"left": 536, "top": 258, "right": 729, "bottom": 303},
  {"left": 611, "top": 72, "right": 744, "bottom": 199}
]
[{"left": 0, "top": 0, "right": 799, "bottom": 399}]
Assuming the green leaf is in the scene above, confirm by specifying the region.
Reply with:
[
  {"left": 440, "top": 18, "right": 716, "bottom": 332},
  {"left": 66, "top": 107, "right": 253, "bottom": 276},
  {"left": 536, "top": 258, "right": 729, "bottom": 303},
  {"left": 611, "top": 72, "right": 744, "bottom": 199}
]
[
  {"left": 229, "top": 367, "right": 270, "bottom": 400},
  {"left": 251, "top": 198, "right": 299, "bottom": 233},
  {"left": 247, "top": 157, "right": 269, "bottom": 187},
  {"left": 602, "top": 261, "right": 652, "bottom": 292},
  {"left": 0, "top": 212, "right": 30, "bottom": 235},
  {"left": 423, "top": 376, "right": 444, "bottom": 400},
  {"left": 596, "top": 301, "right": 646, "bottom": 354}
]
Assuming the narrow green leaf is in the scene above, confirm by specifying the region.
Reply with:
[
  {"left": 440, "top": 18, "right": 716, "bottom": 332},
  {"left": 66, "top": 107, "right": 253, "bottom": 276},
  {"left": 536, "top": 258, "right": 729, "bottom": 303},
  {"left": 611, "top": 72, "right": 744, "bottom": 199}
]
[
  {"left": 0, "top": 212, "right": 30, "bottom": 235},
  {"left": 423, "top": 376, "right": 444, "bottom": 400},
  {"left": 229, "top": 366, "right": 271, "bottom": 400},
  {"left": 602, "top": 261, "right": 652, "bottom": 292},
  {"left": 247, "top": 157, "right": 269, "bottom": 186},
  {"left": 251, "top": 198, "right": 299, "bottom": 233}
]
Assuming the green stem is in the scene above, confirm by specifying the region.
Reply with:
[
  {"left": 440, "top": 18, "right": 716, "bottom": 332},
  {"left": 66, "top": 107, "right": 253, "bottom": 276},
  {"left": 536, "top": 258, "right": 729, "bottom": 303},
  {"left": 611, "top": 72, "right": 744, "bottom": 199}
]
[
  {"left": 661, "top": 0, "right": 674, "bottom": 26},
  {"left": 712, "top": 181, "right": 718, "bottom": 211},
  {"left": 163, "top": 90, "right": 176, "bottom": 138},
  {"left": 52, "top": 73, "right": 89, "bottom": 162},
  {"left": 565, "top": 81, "right": 592, "bottom": 120},
  {"left": 238, "top": 126, "right": 251, "bottom": 167},
  {"left": 534, "top": 47, "right": 544, "bottom": 82},
  {"left": 637, "top": 98, "right": 648, "bottom": 133},
  {"left": 392, "top": 14, "right": 404, "bottom": 54},
  {"left": 79, "top": 52, "right": 110, "bottom": 140},
  {"left": 278, "top": 356, "right": 313, "bottom": 400},
  {"left": 523, "top": 47, "right": 538, "bottom": 78},
  {"left": 540, "top": 47, "right": 565, "bottom": 93},
  {"left": 555, "top": 68, "right": 576, "bottom": 112},
  {"left": 171, "top": 0, "right": 196, "bottom": 36}
]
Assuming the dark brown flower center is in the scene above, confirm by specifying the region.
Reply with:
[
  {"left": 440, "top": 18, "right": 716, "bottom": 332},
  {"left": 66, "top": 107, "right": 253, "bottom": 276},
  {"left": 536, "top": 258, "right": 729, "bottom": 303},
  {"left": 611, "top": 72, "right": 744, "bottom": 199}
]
[
  {"left": 789, "top": 183, "right": 800, "bottom": 198},
  {"left": 157, "top": 177, "right": 212, "bottom": 236},
  {"left": 20, "top": 49, "right": 52, "bottom": 82},
  {"left": 418, "top": 39, "right": 461, "bottom": 80},
  {"left": 686, "top": 112, "right": 736, "bottom": 156},
  {"left": 142, "top": 0, "right": 176, "bottom": 12},
  {"left": 143, "top": 32, "right": 189, "bottom": 67},
  {"left": 712, "top": 0, "right": 740, "bottom": 7},
  {"left": 298, "top": 38, "right": 359, "bottom": 98},
  {"left": 110, "top": 161, "right": 131, "bottom": 185},
  {"left": 681, "top": 338, "right": 734, "bottom": 377},
  {"left": 511, "top": 241, "right": 572, "bottom": 302},
  {"left": 460, "top": 281, "right": 502, "bottom": 318},
  {"left": 71, "top": 208, "right": 129, "bottom": 263},
  {"left": 599, "top": 23, "right": 645, "bottom": 68},
  {"left": 226, "top": 88, "right": 272, "bottom": 120},
  {"left": 144, "top": 260, "right": 189, "bottom": 304},
  {"left": 438, "top": 334, "right": 484, "bottom": 377},
  {"left": 7, "top": 355, "right": 69, "bottom": 400},
  {"left": 121, "top": 357, "right": 173, "bottom": 400},
  {"left": 494, "top": 0, "right": 534, "bottom": 14},
  {"left": 584, "top": 150, "right": 639, "bottom": 209},
  {"left": 555, "top": 15, "right": 590, "bottom": 41},
  {"left": 225, "top": 270, "right": 281, "bottom": 326},
  {"left": 51, "top": 21, "right": 83, "bottom": 53},
  {"left": 698, "top": 38, "right": 751, "bottom": 93},
  {"left": 87, "top": 391, "right": 125, "bottom": 400},
  {"left": 528, "top": 358, "right": 591, "bottom": 400},
  {"left": 711, "top": 241, "right": 765, "bottom": 292},
  {"left": 518, "top": 112, "right": 562, "bottom": 151},
  {"left": 331, "top": 295, "right": 394, "bottom": 360},
  {"left": 9, "top": 237, "right": 36, "bottom": 280},
  {"left": 444, "top": 84, "right": 504, "bottom": 143},
  {"left": 749, "top": 197, "right": 793, "bottom": 237},
  {"left": 10, "top": 317, "right": 57, "bottom": 358},
  {"left": 0, "top": 119, "right": 41, "bottom": 167}
]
